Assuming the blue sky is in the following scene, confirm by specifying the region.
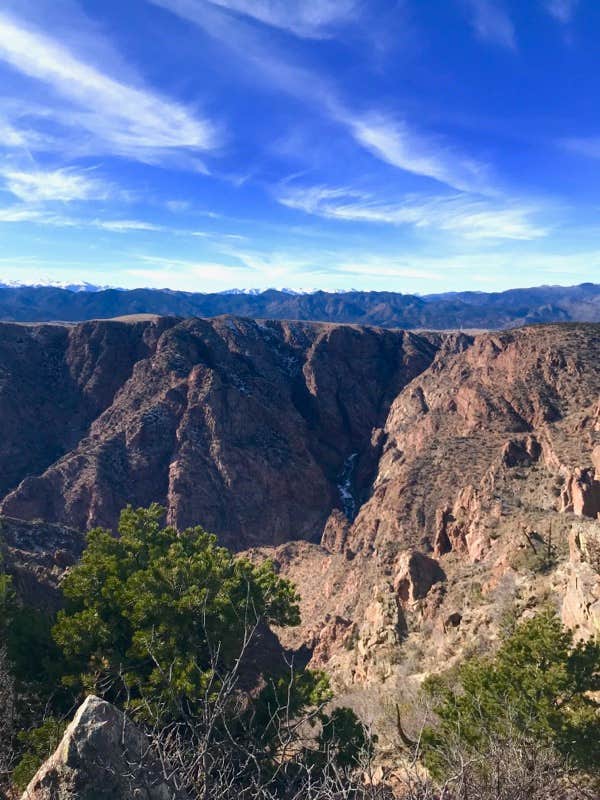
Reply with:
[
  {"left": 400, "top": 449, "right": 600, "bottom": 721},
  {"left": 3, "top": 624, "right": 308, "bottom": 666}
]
[{"left": 0, "top": 0, "right": 599, "bottom": 293}]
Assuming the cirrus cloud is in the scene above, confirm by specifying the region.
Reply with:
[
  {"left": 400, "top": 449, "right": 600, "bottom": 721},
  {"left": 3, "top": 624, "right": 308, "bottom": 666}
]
[
  {"left": 277, "top": 184, "right": 547, "bottom": 240},
  {"left": 463, "top": 0, "right": 516, "bottom": 50},
  {"left": 203, "top": 0, "right": 359, "bottom": 38},
  {"left": 544, "top": 0, "right": 579, "bottom": 23},
  {"left": 1, "top": 167, "right": 111, "bottom": 203},
  {"left": 0, "top": 10, "right": 218, "bottom": 166}
]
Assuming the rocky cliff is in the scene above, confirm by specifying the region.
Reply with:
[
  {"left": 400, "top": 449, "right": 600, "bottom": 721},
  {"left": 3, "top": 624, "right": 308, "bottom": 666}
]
[
  {"left": 0, "top": 316, "right": 437, "bottom": 548},
  {"left": 251, "top": 324, "right": 600, "bottom": 723},
  {"left": 0, "top": 317, "right": 173, "bottom": 498},
  {"left": 1, "top": 515, "right": 84, "bottom": 611},
  {"left": 1, "top": 318, "right": 599, "bottom": 733}
]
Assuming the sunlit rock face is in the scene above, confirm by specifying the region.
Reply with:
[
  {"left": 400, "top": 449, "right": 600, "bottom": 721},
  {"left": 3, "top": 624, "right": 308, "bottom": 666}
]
[{"left": 249, "top": 324, "right": 600, "bottom": 688}]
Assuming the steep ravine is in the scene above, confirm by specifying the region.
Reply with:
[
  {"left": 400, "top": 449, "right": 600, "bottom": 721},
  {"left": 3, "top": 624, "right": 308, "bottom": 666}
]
[
  {"left": 0, "top": 317, "right": 176, "bottom": 498},
  {"left": 0, "top": 316, "right": 439, "bottom": 549}
]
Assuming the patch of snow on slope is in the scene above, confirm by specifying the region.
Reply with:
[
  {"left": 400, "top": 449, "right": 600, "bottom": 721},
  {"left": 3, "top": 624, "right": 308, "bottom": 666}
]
[{"left": 338, "top": 452, "right": 358, "bottom": 520}]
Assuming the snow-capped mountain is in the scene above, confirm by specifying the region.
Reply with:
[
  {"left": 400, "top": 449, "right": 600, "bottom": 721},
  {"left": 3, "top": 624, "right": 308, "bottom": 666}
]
[{"left": 0, "top": 280, "right": 115, "bottom": 292}]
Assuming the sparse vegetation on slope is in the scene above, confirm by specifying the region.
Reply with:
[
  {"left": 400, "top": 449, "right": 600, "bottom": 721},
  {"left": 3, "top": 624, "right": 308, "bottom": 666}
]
[
  {"left": 3, "top": 509, "right": 600, "bottom": 798},
  {"left": 1, "top": 319, "right": 600, "bottom": 798},
  {"left": 422, "top": 611, "right": 600, "bottom": 795}
]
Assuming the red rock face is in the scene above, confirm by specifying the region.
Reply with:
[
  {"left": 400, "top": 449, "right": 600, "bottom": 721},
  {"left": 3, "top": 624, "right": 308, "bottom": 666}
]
[
  {"left": 0, "top": 318, "right": 172, "bottom": 498},
  {"left": 560, "top": 468, "right": 600, "bottom": 518},
  {"left": 257, "top": 324, "right": 600, "bottom": 686},
  {"left": 393, "top": 551, "right": 446, "bottom": 605},
  {"left": 0, "top": 317, "right": 438, "bottom": 549},
  {"left": 347, "top": 324, "right": 600, "bottom": 559}
]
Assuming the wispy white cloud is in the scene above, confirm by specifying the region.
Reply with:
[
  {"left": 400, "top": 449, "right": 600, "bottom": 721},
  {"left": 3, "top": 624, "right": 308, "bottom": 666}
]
[
  {"left": 316, "top": 258, "right": 443, "bottom": 282},
  {"left": 1, "top": 167, "right": 111, "bottom": 203},
  {"left": 203, "top": 0, "right": 359, "bottom": 38},
  {"left": 131, "top": 249, "right": 365, "bottom": 292},
  {"left": 218, "top": 248, "right": 318, "bottom": 276},
  {"left": 285, "top": 248, "right": 600, "bottom": 287},
  {"left": 0, "top": 206, "right": 50, "bottom": 224},
  {"left": 135, "top": 254, "right": 250, "bottom": 270},
  {"left": 127, "top": 245, "right": 600, "bottom": 293},
  {"left": 150, "top": 0, "right": 495, "bottom": 194},
  {"left": 128, "top": 253, "right": 258, "bottom": 290},
  {"left": 544, "top": 0, "right": 579, "bottom": 23},
  {"left": 277, "top": 184, "right": 547, "bottom": 240},
  {"left": 0, "top": 11, "right": 218, "bottom": 166},
  {"left": 0, "top": 203, "right": 167, "bottom": 233},
  {"left": 2, "top": 245, "right": 595, "bottom": 294},
  {"left": 149, "top": 0, "right": 333, "bottom": 98},
  {"left": 0, "top": 119, "right": 28, "bottom": 148},
  {"left": 92, "top": 219, "right": 164, "bottom": 233},
  {"left": 165, "top": 199, "right": 192, "bottom": 213},
  {"left": 0, "top": 192, "right": 263, "bottom": 251},
  {"left": 464, "top": 0, "right": 516, "bottom": 50},
  {"left": 4, "top": 238, "right": 599, "bottom": 294},
  {"left": 0, "top": 113, "right": 58, "bottom": 151},
  {"left": 340, "top": 112, "right": 491, "bottom": 194}
]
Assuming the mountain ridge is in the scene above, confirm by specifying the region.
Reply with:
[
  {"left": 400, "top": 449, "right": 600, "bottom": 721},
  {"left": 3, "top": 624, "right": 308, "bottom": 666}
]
[{"left": 0, "top": 282, "right": 599, "bottom": 328}]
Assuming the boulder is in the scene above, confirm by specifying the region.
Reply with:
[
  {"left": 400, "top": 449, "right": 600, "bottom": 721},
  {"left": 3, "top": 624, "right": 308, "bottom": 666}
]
[{"left": 21, "top": 695, "right": 182, "bottom": 800}]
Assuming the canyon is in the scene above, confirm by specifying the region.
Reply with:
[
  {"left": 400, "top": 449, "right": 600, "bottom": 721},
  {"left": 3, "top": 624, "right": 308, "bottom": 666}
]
[{"left": 1, "top": 316, "right": 599, "bottom": 740}]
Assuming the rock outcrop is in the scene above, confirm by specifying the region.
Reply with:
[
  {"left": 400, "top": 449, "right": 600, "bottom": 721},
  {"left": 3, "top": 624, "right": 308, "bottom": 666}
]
[
  {"left": 1, "top": 515, "right": 84, "bottom": 611},
  {"left": 561, "top": 523, "right": 600, "bottom": 638},
  {"left": 433, "top": 486, "right": 494, "bottom": 562},
  {"left": 393, "top": 551, "right": 445, "bottom": 605},
  {"left": 559, "top": 468, "right": 600, "bottom": 518},
  {"left": 20, "top": 695, "right": 181, "bottom": 800}
]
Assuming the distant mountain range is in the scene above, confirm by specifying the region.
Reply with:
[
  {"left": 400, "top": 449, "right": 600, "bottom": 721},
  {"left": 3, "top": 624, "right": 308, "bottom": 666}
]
[{"left": 0, "top": 281, "right": 599, "bottom": 328}]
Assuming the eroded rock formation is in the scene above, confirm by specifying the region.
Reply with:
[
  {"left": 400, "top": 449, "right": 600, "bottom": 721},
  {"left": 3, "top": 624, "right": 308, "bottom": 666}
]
[
  {"left": 256, "top": 324, "right": 600, "bottom": 689},
  {"left": 1, "top": 516, "right": 84, "bottom": 611},
  {"left": 561, "top": 523, "right": 600, "bottom": 638},
  {"left": 393, "top": 551, "right": 445, "bottom": 605}
]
